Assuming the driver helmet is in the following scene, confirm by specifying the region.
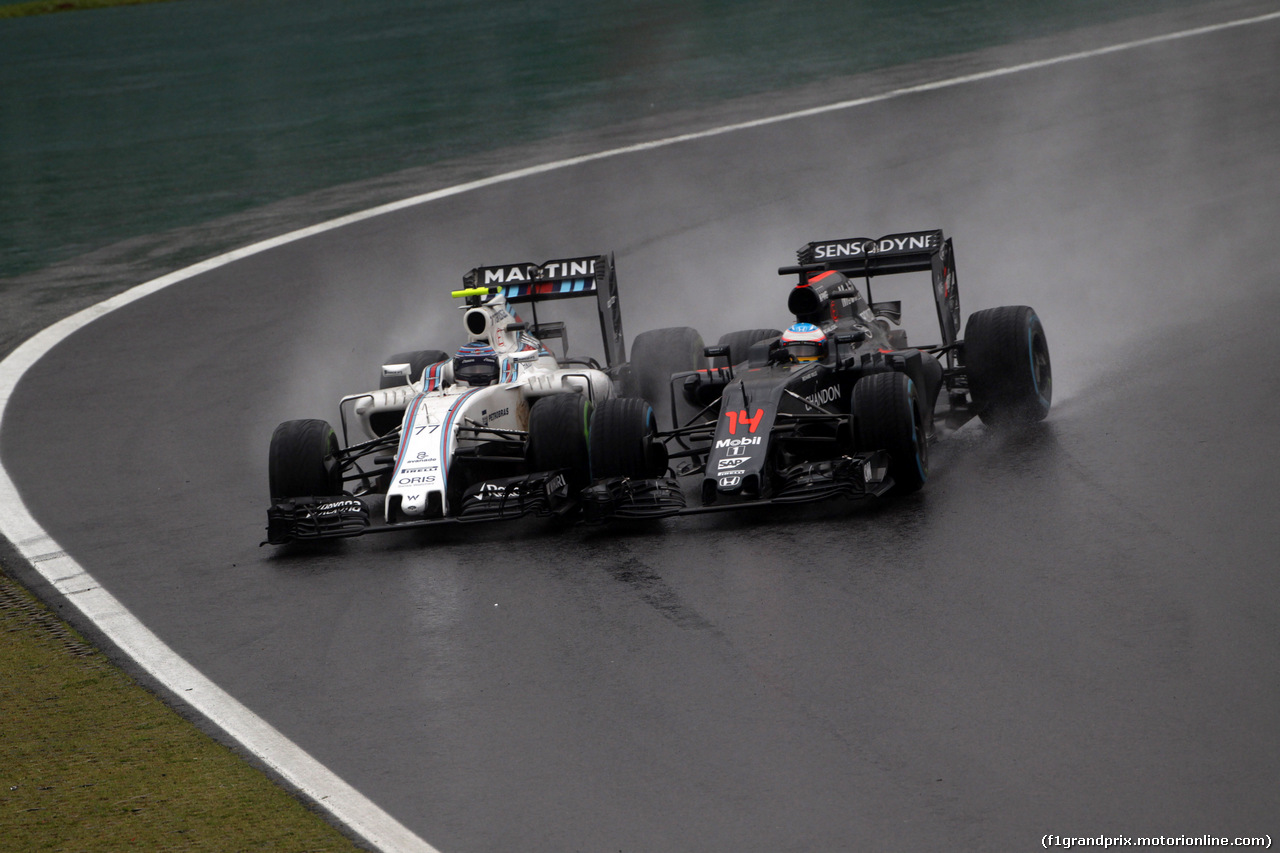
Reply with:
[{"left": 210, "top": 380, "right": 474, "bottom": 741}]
[
  {"left": 780, "top": 322, "right": 828, "bottom": 362},
  {"left": 453, "top": 341, "right": 500, "bottom": 386}
]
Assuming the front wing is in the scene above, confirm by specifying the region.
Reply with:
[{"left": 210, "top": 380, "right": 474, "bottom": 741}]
[
  {"left": 263, "top": 450, "right": 892, "bottom": 544},
  {"left": 263, "top": 470, "right": 577, "bottom": 545}
]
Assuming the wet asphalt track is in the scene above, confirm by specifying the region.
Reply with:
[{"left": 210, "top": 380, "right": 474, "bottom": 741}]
[{"left": 4, "top": 8, "right": 1280, "bottom": 852}]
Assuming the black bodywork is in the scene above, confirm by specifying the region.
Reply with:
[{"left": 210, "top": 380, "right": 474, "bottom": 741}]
[{"left": 612, "top": 228, "right": 979, "bottom": 517}]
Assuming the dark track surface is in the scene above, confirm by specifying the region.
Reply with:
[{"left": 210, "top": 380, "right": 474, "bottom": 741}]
[{"left": 4, "top": 10, "right": 1279, "bottom": 852}]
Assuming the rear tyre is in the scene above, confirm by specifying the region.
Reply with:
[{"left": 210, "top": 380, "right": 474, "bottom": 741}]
[
  {"left": 268, "top": 418, "right": 343, "bottom": 500},
  {"left": 629, "top": 326, "right": 706, "bottom": 429},
  {"left": 715, "top": 328, "right": 782, "bottom": 366},
  {"left": 852, "top": 371, "right": 928, "bottom": 494},
  {"left": 963, "top": 305, "right": 1052, "bottom": 426},
  {"left": 527, "top": 393, "right": 593, "bottom": 492},
  {"left": 379, "top": 349, "right": 450, "bottom": 389},
  {"left": 589, "top": 398, "right": 667, "bottom": 480}
]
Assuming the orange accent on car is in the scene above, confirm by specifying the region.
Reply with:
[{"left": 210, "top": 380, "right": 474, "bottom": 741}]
[{"left": 726, "top": 408, "right": 765, "bottom": 434}]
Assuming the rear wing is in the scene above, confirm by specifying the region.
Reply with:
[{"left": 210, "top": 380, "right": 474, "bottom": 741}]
[
  {"left": 462, "top": 253, "right": 626, "bottom": 368},
  {"left": 780, "top": 229, "right": 961, "bottom": 351}
]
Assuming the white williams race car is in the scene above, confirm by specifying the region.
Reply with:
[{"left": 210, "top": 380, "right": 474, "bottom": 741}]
[{"left": 264, "top": 253, "right": 669, "bottom": 544}]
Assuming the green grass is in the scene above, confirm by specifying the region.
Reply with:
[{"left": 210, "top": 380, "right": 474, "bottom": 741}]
[
  {"left": 0, "top": 0, "right": 177, "bottom": 18},
  {"left": 0, "top": 564, "right": 366, "bottom": 852}
]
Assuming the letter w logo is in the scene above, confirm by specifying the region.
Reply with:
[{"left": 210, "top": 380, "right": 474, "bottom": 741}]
[{"left": 726, "top": 408, "right": 764, "bottom": 435}]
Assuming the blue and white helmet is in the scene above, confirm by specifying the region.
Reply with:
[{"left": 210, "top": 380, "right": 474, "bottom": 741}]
[
  {"left": 780, "top": 322, "right": 828, "bottom": 362},
  {"left": 453, "top": 341, "right": 499, "bottom": 386}
]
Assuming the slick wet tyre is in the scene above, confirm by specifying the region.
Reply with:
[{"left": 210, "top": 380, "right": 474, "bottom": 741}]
[
  {"left": 629, "top": 326, "right": 706, "bottom": 429},
  {"left": 590, "top": 398, "right": 667, "bottom": 480},
  {"left": 963, "top": 305, "right": 1052, "bottom": 426},
  {"left": 378, "top": 349, "right": 450, "bottom": 389},
  {"left": 268, "top": 418, "right": 343, "bottom": 500},
  {"left": 853, "top": 371, "right": 928, "bottom": 494},
  {"left": 527, "top": 393, "right": 593, "bottom": 492}
]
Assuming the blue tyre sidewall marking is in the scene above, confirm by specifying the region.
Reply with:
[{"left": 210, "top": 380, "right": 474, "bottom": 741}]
[
  {"left": 1026, "top": 313, "right": 1050, "bottom": 410},
  {"left": 906, "top": 377, "right": 926, "bottom": 482}
]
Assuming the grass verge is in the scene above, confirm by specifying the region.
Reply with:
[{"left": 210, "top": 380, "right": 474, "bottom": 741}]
[
  {"left": 0, "top": 0, "right": 176, "bottom": 18},
  {"left": 0, "top": 562, "right": 367, "bottom": 852}
]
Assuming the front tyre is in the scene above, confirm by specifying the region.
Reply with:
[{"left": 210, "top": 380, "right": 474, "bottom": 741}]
[
  {"left": 853, "top": 372, "right": 928, "bottom": 494},
  {"left": 963, "top": 305, "right": 1052, "bottom": 426},
  {"left": 268, "top": 418, "right": 343, "bottom": 500},
  {"left": 629, "top": 326, "right": 706, "bottom": 429},
  {"left": 527, "top": 393, "right": 593, "bottom": 492},
  {"left": 589, "top": 398, "right": 668, "bottom": 480}
]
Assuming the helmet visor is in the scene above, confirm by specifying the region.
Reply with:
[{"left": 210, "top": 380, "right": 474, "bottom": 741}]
[
  {"left": 785, "top": 342, "right": 824, "bottom": 362},
  {"left": 455, "top": 357, "right": 498, "bottom": 385}
]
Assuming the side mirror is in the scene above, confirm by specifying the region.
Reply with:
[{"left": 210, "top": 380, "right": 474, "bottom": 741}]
[
  {"left": 834, "top": 331, "right": 868, "bottom": 369},
  {"left": 381, "top": 362, "right": 413, "bottom": 386}
]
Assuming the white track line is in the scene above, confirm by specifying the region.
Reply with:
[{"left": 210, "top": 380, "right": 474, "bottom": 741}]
[{"left": 1, "top": 9, "right": 1276, "bottom": 853}]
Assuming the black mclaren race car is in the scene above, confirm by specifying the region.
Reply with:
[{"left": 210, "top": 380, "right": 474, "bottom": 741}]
[
  {"left": 624, "top": 228, "right": 1052, "bottom": 513},
  {"left": 263, "top": 231, "right": 1050, "bottom": 543}
]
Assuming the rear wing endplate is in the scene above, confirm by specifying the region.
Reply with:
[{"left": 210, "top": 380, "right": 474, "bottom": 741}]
[
  {"left": 462, "top": 253, "right": 626, "bottom": 368},
  {"left": 779, "top": 229, "right": 961, "bottom": 351}
]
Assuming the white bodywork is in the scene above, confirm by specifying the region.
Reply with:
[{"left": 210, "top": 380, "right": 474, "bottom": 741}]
[{"left": 347, "top": 291, "right": 614, "bottom": 520}]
